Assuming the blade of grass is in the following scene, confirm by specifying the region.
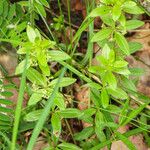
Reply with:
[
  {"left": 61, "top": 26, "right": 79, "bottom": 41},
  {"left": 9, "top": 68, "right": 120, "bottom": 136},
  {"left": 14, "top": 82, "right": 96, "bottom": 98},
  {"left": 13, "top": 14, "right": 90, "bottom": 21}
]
[
  {"left": 116, "top": 131, "right": 136, "bottom": 150},
  {"left": 66, "top": 0, "right": 73, "bottom": 44},
  {"left": 27, "top": 67, "right": 67, "bottom": 150},
  {"left": 82, "top": 0, "right": 94, "bottom": 66},
  {"left": 121, "top": 101, "right": 150, "bottom": 126},
  {"left": 70, "top": 18, "right": 94, "bottom": 57},
  {"left": 91, "top": 125, "right": 150, "bottom": 150},
  {"left": 11, "top": 54, "right": 29, "bottom": 150},
  {"left": 29, "top": 0, "right": 34, "bottom": 26}
]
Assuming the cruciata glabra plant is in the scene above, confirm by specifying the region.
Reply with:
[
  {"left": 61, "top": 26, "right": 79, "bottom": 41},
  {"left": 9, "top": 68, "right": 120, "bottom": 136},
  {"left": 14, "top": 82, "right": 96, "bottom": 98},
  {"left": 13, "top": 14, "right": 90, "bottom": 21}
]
[
  {"left": 88, "top": 0, "right": 145, "bottom": 108},
  {"left": 1, "top": 0, "right": 149, "bottom": 150}
]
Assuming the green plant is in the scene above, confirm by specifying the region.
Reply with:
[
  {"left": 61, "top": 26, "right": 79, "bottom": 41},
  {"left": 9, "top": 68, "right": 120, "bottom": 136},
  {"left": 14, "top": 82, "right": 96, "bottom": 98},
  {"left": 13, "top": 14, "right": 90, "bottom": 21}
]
[
  {"left": 0, "top": 79, "right": 14, "bottom": 149},
  {"left": 0, "top": 79, "right": 14, "bottom": 131},
  {"left": 0, "top": 0, "right": 150, "bottom": 149}
]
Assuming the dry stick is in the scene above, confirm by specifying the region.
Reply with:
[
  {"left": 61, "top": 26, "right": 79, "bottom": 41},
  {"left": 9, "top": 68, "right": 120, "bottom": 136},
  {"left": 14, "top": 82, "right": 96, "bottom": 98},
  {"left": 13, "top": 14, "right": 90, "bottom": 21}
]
[{"left": 65, "top": 119, "right": 77, "bottom": 144}]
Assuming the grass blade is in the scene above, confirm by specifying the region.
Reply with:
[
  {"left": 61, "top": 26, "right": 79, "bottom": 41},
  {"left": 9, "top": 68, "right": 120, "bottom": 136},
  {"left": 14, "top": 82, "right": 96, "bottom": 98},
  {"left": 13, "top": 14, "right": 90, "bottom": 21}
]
[
  {"left": 11, "top": 54, "right": 29, "bottom": 150},
  {"left": 115, "top": 131, "right": 136, "bottom": 150}
]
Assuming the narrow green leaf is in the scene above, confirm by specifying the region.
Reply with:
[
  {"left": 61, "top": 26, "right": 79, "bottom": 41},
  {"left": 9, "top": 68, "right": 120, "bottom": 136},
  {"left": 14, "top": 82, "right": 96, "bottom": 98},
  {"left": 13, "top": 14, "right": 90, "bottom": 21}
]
[
  {"left": 119, "top": 98, "right": 129, "bottom": 124},
  {"left": 37, "top": 50, "right": 47, "bottom": 67},
  {"left": 113, "top": 60, "right": 128, "bottom": 68},
  {"left": 0, "top": 121, "right": 10, "bottom": 126},
  {"left": 89, "top": 6, "right": 110, "bottom": 17},
  {"left": 115, "top": 32, "right": 129, "bottom": 55},
  {"left": 95, "top": 127, "right": 106, "bottom": 142},
  {"left": 91, "top": 28, "right": 112, "bottom": 42},
  {"left": 1, "top": 91, "right": 13, "bottom": 97},
  {"left": 79, "top": 108, "right": 96, "bottom": 123},
  {"left": 114, "top": 67, "right": 130, "bottom": 76},
  {"left": 26, "top": 67, "right": 46, "bottom": 86},
  {"left": 28, "top": 92, "right": 43, "bottom": 106},
  {"left": 7, "top": 4, "right": 16, "bottom": 21},
  {"left": 24, "top": 109, "right": 43, "bottom": 122},
  {"left": 58, "top": 143, "right": 82, "bottom": 150},
  {"left": 107, "top": 87, "right": 128, "bottom": 99},
  {"left": 39, "top": 63, "right": 50, "bottom": 76},
  {"left": 0, "top": 99, "right": 13, "bottom": 105},
  {"left": 72, "top": 18, "right": 93, "bottom": 43},
  {"left": 54, "top": 93, "right": 65, "bottom": 110},
  {"left": 121, "top": 76, "right": 137, "bottom": 92},
  {"left": 0, "top": 113, "right": 11, "bottom": 122},
  {"left": 101, "top": 89, "right": 109, "bottom": 108},
  {"left": 59, "top": 109, "right": 83, "bottom": 118},
  {"left": 0, "top": 106, "right": 13, "bottom": 113},
  {"left": 101, "top": 44, "right": 111, "bottom": 59},
  {"left": 119, "top": 13, "right": 126, "bottom": 27},
  {"left": 3, "top": 84, "right": 16, "bottom": 90},
  {"left": 95, "top": 111, "right": 104, "bottom": 128},
  {"left": 50, "top": 77, "right": 76, "bottom": 87},
  {"left": 35, "top": 2, "right": 46, "bottom": 17},
  {"left": 129, "top": 42, "right": 143, "bottom": 54},
  {"left": 35, "top": 0, "right": 49, "bottom": 8},
  {"left": 3, "top": 1, "right": 9, "bottom": 18},
  {"left": 15, "top": 59, "right": 31, "bottom": 75},
  {"left": 129, "top": 68, "right": 145, "bottom": 76},
  {"left": 51, "top": 113, "right": 61, "bottom": 138},
  {"left": 27, "top": 25, "right": 37, "bottom": 43},
  {"left": 123, "top": 1, "right": 136, "bottom": 8},
  {"left": 74, "top": 126, "right": 94, "bottom": 141},
  {"left": 101, "top": 14, "right": 115, "bottom": 27},
  {"left": 48, "top": 50, "right": 71, "bottom": 61},
  {"left": 112, "top": 4, "right": 122, "bottom": 21},
  {"left": 123, "top": 5, "right": 144, "bottom": 14},
  {"left": 0, "top": 80, "right": 3, "bottom": 85},
  {"left": 126, "top": 20, "right": 144, "bottom": 30},
  {"left": 86, "top": 82, "right": 102, "bottom": 90},
  {"left": 105, "top": 71, "right": 117, "bottom": 90},
  {"left": 0, "top": 125, "right": 11, "bottom": 130}
]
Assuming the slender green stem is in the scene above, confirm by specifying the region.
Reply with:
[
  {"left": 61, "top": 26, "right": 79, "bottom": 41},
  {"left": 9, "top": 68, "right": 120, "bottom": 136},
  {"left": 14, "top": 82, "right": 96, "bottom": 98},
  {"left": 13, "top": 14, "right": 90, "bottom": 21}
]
[
  {"left": 67, "top": 0, "right": 73, "bottom": 46},
  {"left": 36, "top": 6, "right": 55, "bottom": 41},
  {"left": 57, "top": 0, "right": 63, "bottom": 17},
  {"left": 11, "top": 54, "right": 29, "bottom": 150},
  {"left": 59, "top": 61, "right": 92, "bottom": 83},
  {"left": 82, "top": 0, "right": 94, "bottom": 66},
  {"left": 27, "top": 67, "right": 67, "bottom": 150},
  {"left": 29, "top": 0, "right": 34, "bottom": 26}
]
